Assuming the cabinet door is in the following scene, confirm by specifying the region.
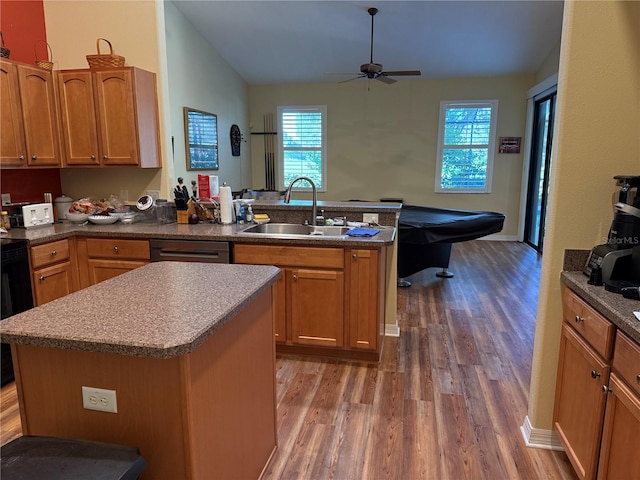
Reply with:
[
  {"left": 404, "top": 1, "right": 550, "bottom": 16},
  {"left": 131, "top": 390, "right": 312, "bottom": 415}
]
[
  {"left": 32, "top": 262, "right": 74, "bottom": 306},
  {"left": 87, "top": 259, "right": 148, "bottom": 286},
  {"left": 0, "top": 60, "right": 26, "bottom": 166},
  {"left": 93, "top": 69, "right": 139, "bottom": 165},
  {"left": 17, "top": 64, "right": 60, "bottom": 167},
  {"left": 554, "top": 323, "right": 610, "bottom": 480},
  {"left": 289, "top": 268, "right": 344, "bottom": 348},
  {"left": 56, "top": 71, "right": 100, "bottom": 165},
  {"left": 597, "top": 373, "right": 640, "bottom": 480},
  {"left": 348, "top": 248, "right": 384, "bottom": 351}
]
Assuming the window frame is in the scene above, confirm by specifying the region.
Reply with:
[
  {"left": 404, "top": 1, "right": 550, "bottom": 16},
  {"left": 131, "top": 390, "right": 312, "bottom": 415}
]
[
  {"left": 184, "top": 107, "right": 219, "bottom": 171},
  {"left": 435, "top": 100, "right": 498, "bottom": 194},
  {"left": 277, "top": 105, "right": 327, "bottom": 192}
]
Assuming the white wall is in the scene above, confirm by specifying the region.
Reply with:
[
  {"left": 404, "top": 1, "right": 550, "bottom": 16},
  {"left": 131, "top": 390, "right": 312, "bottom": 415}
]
[
  {"left": 250, "top": 75, "right": 535, "bottom": 237},
  {"left": 164, "top": 1, "right": 251, "bottom": 194},
  {"left": 527, "top": 0, "right": 640, "bottom": 431},
  {"left": 43, "top": 0, "right": 251, "bottom": 201}
]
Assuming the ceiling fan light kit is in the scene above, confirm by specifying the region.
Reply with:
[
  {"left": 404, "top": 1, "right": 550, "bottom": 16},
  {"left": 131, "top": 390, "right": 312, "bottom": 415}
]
[{"left": 338, "top": 7, "right": 422, "bottom": 85}]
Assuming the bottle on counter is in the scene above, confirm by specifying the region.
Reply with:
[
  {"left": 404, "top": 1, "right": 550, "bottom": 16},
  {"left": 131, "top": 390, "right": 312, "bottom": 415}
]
[
  {"left": 1, "top": 211, "right": 10, "bottom": 230},
  {"left": 246, "top": 205, "right": 254, "bottom": 223}
]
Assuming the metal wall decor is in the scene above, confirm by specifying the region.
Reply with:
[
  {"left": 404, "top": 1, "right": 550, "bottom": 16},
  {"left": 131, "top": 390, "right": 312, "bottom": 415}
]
[{"left": 230, "top": 124, "right": 241, "bottom": 156}]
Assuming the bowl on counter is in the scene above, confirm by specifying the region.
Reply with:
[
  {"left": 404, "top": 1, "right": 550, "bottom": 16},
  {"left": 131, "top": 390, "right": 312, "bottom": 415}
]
[
  {"left": 65, "top": 212, "right": 91, "bottom": 223},
  {"left": 108, "top": 211, "right": 129, "bottom": 222},
  {"left": 120, "top": 212, "right": 138, "bottom": 224},
  {"left": 88, "top": 215, "right": 118, "bottom": 225}
]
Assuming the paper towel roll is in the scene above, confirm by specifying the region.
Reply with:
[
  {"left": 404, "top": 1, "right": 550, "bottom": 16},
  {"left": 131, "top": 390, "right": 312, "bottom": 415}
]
[{"left": 219, "top": 186, "right": 234, "bottom": 224}]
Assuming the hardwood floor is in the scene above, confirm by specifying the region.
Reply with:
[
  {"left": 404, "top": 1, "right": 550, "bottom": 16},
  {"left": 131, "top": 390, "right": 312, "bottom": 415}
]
[{"left": 1, "top": 240, "right": 577, "bottom": 479}]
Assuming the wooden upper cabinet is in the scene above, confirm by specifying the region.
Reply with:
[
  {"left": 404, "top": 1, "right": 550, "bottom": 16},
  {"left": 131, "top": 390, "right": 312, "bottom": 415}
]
[
  {"left": 57, "top": 67, "right": 161, "bottom": 168},
  {"left": 0, "top": 60, "right": 60, "bottom": 168},
  {"left": 56, "top": 70, "right": 100, "bottom": 165},
  {"left": 18, "top": 64, "right": 61, "bottom": 167},
  {"left": 0, "top": 60, "right": 26, "bottom": 166}
]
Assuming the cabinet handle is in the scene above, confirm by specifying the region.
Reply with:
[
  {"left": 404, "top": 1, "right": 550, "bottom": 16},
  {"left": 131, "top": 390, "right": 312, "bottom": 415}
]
[
  {"left": 636, "top": 374, "right": 640, "bottom": 385},
  {"left": 91, "top": 154, "right": 96, "bottom": 160},
  {"left": 591, "top": 370, "right": 601, "bottom": 379},
  {"left": 574, "top": 315, "right": 584, "bottom": 323},
  {"left": 50, "top": 250, "right": 57, "bottom": 257},
  {"left": 39, "top": 275, "right": 45, "bottom": 281},
  {"left": 292, "top": 274, "right": 297, "bottom": 281},
  {"left": 352, "top": 253, "right": 358, "bottom": 260},
  {"left": 602, "top": 385, "right": 611, "bottom": 394},
  {"left": 103, "top": 155, "right": 108, "bottom": 160},
  {"left": 113, "top": 246, "right": 119, "bottom": 254},
  {"left": 19, "top": 155, "right": 25, "bottom": 161},
  {"left": 31, "top": 155, "right": 37, "bottom": 160}
]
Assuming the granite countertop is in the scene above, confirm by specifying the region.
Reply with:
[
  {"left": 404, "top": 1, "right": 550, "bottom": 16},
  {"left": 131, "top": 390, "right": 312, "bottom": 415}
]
[
  {"left": 561, "top": 271, "right": 640, "bottom": 344},
  {"left": 0, "top": 262, "right": 281, "bottom": 358},
  {"left": 1, "top": 200, "right": 399, "bottom": 247}
]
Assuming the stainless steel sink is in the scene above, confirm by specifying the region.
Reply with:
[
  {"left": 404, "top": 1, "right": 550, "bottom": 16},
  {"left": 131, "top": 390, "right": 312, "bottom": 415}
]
[{"left": 240, "top": 223, "right": 350, "bottom": 237}]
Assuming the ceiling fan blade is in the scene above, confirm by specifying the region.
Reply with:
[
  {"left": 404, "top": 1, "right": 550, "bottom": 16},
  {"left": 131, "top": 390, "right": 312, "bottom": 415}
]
[
  {"left": 382, "top": 70, "right": 422, "bottom": 77},
  {"left": 338, "top": 75, "right": 366, "bottom": 84},
  {"left": 376, "top": 75, "right": 397, "bottom": 85}
]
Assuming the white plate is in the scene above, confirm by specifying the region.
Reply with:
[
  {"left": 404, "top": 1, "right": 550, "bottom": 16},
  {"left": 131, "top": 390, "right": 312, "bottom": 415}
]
[{"left": 88, "top": 215, "right": 118, "bottom": 225}]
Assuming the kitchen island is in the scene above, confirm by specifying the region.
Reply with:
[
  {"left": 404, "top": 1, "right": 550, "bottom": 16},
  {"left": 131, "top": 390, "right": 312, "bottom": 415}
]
[{"left": 0, "top": 261, "right": 281, "bottom": 479}]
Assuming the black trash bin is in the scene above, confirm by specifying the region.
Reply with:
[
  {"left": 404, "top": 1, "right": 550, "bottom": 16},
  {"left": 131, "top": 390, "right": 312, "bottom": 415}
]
[{"left": 1, "top": 436, "right": 147, "bottom": 480}]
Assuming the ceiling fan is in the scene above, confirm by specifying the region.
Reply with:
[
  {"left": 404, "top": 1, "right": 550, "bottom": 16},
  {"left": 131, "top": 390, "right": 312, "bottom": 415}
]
[{"left": 339, "top": 7, "right": 422, "bottom": 85}]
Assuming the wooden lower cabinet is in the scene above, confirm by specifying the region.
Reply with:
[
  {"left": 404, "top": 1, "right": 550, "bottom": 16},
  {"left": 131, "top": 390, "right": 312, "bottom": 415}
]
[
  {"left": 554, "top": 323, "right": 610, "bottom": 480},
  {"left": 76, "top": 237, "right": 150, "bottom": 288},
  {"left": 30, "top": 239, "right": 77, "bottom": 306},
  {"left": 234, "top": 243, "right": 385, "bottom": 360},
  {"left": 598, "top": 373, "right": 640, "bottom": 480},
  {"left": 556, "top": 288, "right": 640, "bottom": 480},
  {"left": 289, "top": 267, "right": 344, "bottom": 347}
]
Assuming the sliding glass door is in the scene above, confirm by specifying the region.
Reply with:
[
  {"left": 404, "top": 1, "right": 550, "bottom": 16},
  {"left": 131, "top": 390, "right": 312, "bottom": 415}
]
[{"left": 524, "top": 90, "right": 556, "bottom": 252}]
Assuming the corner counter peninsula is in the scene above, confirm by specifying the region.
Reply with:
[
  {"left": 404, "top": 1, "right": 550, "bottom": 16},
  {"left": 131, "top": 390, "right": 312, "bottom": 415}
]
[{"left": 0, "top": 262, "right": 281, "bottom": 479}]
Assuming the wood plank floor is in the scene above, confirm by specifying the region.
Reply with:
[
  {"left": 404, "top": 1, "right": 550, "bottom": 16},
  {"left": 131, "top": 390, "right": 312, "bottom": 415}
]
[{"left": 1, "top": 240, "right": 577, "bottom": 479}]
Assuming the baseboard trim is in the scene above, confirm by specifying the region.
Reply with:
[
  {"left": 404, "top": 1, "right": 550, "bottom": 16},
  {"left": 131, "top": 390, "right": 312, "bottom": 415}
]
[
  {"left": 520, "top": 416, "right": 564, "bottom": 451},
  {"left": 385, "top": 323, "right": 400, "bottom": 337}
]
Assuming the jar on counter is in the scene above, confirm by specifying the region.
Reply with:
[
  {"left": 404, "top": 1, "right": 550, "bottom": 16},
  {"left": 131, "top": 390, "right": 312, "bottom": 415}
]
[{"left": 1, "top": 211, "right": 11, "bottom": 230}]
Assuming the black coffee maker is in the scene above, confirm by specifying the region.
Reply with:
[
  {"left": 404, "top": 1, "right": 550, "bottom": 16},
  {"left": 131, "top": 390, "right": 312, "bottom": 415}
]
[{"left": 584, "top": 175, "right": 640, "bottom": 288}]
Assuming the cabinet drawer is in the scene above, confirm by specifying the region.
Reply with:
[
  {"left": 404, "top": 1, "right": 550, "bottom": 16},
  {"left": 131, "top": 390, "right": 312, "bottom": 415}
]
[
  {"left": 613, "top": 331, "right": 640, "bottom": 397},
  {"left": 563, "top": 288, "right": 615, "bottom": 360},
  {"left": 31, "top": 239, "right": 70, "bottom": 269},
  {"left": 234, "top": 244, "right": 343, "bottom": 269},
  {"left": 86, "top": 238, "right": 150, "bottom": 260}
]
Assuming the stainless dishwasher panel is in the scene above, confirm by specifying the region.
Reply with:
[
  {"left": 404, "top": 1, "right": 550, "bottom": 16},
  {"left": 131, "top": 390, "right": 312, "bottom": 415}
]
[{"left": 150, "top": 239, "right": 230, "bottom": 263}]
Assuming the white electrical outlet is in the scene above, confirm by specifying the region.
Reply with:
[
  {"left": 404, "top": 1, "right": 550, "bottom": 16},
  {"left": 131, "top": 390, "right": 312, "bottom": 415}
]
[
  {"left": 1, "top": 193, "right": 11, "bottom": 206},
  {"left": 82, "top": 386, "right": 118, "bottom": 413},
  {"left": 363, "top": 213, "right": 379, "bottom": 224},
  {"left": 147, "top": 190, "right": 160, "bottom": 201}
]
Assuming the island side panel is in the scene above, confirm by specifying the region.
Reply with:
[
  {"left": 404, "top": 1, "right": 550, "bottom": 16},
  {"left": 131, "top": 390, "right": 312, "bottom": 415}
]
[
  {"left": 182, "top": 288, "right": 277, "bottom": 480},
  {"left": 12, "top": 344, "right": 189, "bottom": 479},
  {"left": 11, "top": 287, "right": 278, "bottom": 480}
]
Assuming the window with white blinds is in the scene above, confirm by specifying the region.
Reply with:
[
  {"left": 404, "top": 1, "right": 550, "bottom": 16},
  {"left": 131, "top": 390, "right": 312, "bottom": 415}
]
[
  {"left": 278, "top": 106, "right": 327, "bottom": 191},
  {"left": 435, "top": 100, "right": 498, "bottom": 193}
]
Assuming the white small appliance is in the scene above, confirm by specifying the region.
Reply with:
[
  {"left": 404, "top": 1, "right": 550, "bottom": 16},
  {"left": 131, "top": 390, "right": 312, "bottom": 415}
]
[{"left": 21, "top": 203, "right": 54, "bottom": 228}]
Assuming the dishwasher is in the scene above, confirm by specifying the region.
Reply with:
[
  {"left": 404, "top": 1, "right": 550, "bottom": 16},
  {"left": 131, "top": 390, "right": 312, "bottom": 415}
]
[{"left": 149, "top": 239, "right": 230, "bottom": 263}]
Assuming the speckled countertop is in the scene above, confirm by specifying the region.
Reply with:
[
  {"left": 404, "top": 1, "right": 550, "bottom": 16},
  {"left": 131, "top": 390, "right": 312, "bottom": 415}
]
[
  {"left": 561, "top": 271, "right": 640, "bottom": 344},
  {"left": 0, "top": 262, "right": 281, "bottom": 358},
  {"left": 1, "top": 200, "right": 398, "bottom": 247}
]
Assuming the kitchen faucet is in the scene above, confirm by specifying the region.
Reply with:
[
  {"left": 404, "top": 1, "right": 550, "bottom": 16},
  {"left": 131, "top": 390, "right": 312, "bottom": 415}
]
[{"left": 284, "top": 176, "right": 319, "bottom": 226}]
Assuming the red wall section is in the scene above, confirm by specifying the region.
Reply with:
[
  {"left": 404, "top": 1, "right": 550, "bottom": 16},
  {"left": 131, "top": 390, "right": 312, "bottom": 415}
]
[
  {"left": 0, "top": 0, "right": 47, "bottom": 64},
  {"left": 0, "top": 0, "right": 62, "bottom": 205}
]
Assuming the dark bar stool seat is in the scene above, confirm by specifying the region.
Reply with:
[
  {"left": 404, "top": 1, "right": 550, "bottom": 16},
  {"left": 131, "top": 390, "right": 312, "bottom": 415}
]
[{"left": 1, "top": 436, "right": 146, "bottom": 480}]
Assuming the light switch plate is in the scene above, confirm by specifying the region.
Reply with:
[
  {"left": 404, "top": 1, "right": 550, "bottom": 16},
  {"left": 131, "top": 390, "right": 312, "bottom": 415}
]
[{"left": 1, "top": 193, "right": 11, "bottom": 206}]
